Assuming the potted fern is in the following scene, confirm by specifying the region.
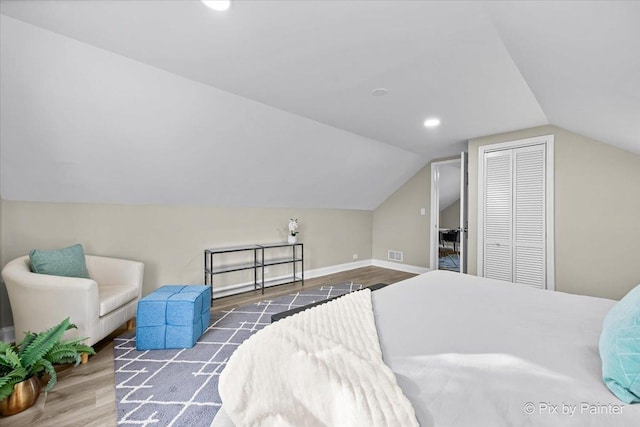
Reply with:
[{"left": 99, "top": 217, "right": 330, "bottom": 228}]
[{"left": 0, "top": 317, "right": 95, "bottom": 416}]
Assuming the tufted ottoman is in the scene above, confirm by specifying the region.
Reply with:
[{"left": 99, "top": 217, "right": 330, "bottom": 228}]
[{"left": 136, "top": 285, "right": 211, "bottom": 350}]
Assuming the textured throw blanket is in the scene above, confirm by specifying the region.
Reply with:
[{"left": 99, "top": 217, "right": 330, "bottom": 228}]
[{"left": 218, "top": 289, "right": 418, "bottom": 426}]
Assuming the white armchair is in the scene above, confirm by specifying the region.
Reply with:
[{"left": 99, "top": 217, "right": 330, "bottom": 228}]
[{"left": 1, "top": 255, "right": 144, "bottom": 354}]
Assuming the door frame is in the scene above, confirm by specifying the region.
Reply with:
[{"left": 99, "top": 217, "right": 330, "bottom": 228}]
[
  {"left": 477, "top": 134, "right": 555, "bottom": 290},
  {"left": 430, "top": 157, "right": 462, "bottom": 271},
  {"left": 459, "top": 152, "right": 469, "bottom": 273}
]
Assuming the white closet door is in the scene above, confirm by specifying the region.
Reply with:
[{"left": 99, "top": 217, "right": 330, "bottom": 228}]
[
  {"left": 479, "top": 135, "right": 554, "bottom": 289},
  {"left": 514, "top": 145, "right": 546, "bottom": 288},
  {"left": 483, "top": 150, "right": 513, "bottom": 282}
]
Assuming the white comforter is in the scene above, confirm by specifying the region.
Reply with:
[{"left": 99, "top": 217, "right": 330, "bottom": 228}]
[
  {"left": 372, "top": 271, "right": 640, "bottom": 426},
  {"left": 218, "top": 288, "right": 418, "bottom": 427}
]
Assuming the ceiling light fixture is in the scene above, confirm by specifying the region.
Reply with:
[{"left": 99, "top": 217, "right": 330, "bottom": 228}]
[
  {"left": 372, "top": 88, "right": 389, "bottom": 97},
  {"left": 423, "top": 118, "right": 441, "bottom": 128},
  {"left": 202, "top": 0, "right": 231, "bottom": 11}
]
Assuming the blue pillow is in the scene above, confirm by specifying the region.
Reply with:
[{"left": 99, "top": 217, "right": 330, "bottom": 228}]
[
  {"left": 29, "top": 244, "right": 90, "bottom": 279},
  {"left": 599, "top": 284, "right": 640, "bottom": 404}
]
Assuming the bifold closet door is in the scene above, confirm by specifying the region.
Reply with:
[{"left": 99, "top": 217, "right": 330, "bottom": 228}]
[
  {"left": 482, "top": 144, "right": 546, "bottom": 288},
  {"left": 513, "top": 145, "right": 546, "bottom": 288},
  {"left": 483, "top": 150, "right": 513, "bottom": 282}
]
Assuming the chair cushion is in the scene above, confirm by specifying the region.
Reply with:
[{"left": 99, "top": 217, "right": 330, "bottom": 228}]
[
  {"left": 99, "top": 285, "right": 139, "bottom": 317},
  {"left": 599, "top": 283, "right": 640, "bottom": 403},
  {"left": 29, "top": 244, "right": 90, "bottom": 279}
]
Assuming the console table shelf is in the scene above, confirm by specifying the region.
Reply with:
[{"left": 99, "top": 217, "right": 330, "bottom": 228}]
[
  {"left": 204, "top": 243, "right": 304, "bottom": 297},
  {"left": 262, "top": 257, "right": 303, "bottom": 267},
  {"left": 205, "top": 262, "right": 260, "bottom": 275}
]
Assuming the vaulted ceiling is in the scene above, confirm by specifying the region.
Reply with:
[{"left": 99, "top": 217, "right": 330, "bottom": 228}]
[{"left": 1, "top": 1, "right": 638, "bottom": 209}]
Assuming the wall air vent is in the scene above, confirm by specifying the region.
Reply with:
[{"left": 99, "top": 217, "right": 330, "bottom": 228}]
[{"left": 388, "top": 250, "right": 403, "bottom": 262}]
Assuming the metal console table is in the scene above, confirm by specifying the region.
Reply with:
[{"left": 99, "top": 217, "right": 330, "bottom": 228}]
[{"left": 204, "top": 243, "right": 304, "bottom": 297}]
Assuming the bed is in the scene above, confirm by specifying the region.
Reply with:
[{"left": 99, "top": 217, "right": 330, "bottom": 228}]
[{"left": 213, "top": 270, "right": 640, "bottom": 426}]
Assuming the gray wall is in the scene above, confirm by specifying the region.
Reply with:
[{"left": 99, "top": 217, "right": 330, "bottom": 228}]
[
  {"left": 439, "top": 198, "right": 461, "bottom": 229},
  {"left": 372, "top": 156, "right": 461, "bottom": 270},
  {"left": 0, "top": 132, "right": 13, "bottom": 336},
  {"left": 372, "top": 164, "right": 431, "bottom": 268},
  {"left": 371, "top": 124, "right": 640, "bottom": 300},
  {"left": 1, "top": 201, "right": 373, "bottom": 298},
  {"left": 0, "top": 192, "right": 12, "bottom": 337}
]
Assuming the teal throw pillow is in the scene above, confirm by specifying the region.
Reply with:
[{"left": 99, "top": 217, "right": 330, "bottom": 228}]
[
  {"left": 599, "top": 283, "right": 640, "bottom": 404},
  {"left": 29, "top": 244, "right": 91, "bottom": 279}
]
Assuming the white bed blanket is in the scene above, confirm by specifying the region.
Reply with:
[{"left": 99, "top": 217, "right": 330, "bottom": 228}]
[
  {"left": 372, "top": 271, "right": 640, "bottom": 426},
  {"left": 218, "top": 288, "right": 418, "bottom": 427}
]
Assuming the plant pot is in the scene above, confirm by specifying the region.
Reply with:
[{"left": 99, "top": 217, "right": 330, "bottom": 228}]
[
  {"left": 0, "top": 376, "right": 41, "bottom": 417},
  {"left": 288, "top": 235, "right": 297, "bottom": 244}
]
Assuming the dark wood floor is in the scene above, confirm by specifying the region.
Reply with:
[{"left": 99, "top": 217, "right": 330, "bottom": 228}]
[{"left": 4, "top": 266, "right": 415, "bottom": 427}]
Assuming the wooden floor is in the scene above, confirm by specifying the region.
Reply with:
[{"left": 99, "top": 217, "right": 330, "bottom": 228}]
[{"left": 4, "top": 266, "right": 415, "bottom": 427}]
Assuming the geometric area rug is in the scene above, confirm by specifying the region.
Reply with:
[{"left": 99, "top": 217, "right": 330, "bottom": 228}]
[{"left": 113, "top": 282, "right": 362, "bottom": 426}]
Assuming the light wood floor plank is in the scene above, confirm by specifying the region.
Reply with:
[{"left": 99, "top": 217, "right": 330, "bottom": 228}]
[{"left": 2, "top": 266, "right": 415, "bottom": 427}]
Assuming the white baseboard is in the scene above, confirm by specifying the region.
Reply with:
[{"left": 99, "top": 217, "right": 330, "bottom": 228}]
[
  {"left": 211, "top": 259, "right": 427, "bottom": 299},
  {"left": 212, "top": 259, "right": 372, "bottom": 299},
  {"left": 371, "top": 259, "right": 430, "bottom": 274},
  {"left": 304, "top": 259, "right": 372, "bottom": 279},
  {"left": 0, "top": 326, "right": 15, "bottom": 343}
]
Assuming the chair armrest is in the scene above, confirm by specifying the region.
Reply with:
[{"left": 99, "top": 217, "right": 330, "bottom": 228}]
[
  {"left": 85, "top": 255, "right": 144, "bottom": 296},
  {"left": 2, "top": 260, "right": 99, "bottom": 341}
]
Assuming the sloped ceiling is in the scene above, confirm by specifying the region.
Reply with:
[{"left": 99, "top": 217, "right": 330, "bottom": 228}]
[
  {"left": 487, "top": 1, "right": 640, "bottom": 155},
  {"left": 438, "top": 164, "right": 461, "bottom": 212},
  {"left": 0, "top": 1, "right": 638, "bottom": 210}
]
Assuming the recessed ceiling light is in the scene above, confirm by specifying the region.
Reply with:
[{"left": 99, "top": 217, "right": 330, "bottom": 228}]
[
  {"left": 423, "top": 118, "right": 441, "bottom": 128},
  {"left": 202, "top": 0, "right": 231, "bottom": 11},
  {"left": 372, "top": 88, "right": 389, "bottom": 97}
]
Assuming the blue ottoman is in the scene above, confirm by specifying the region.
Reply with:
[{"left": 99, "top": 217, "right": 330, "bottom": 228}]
[{"left": 136, "top": 285, "right": 211, "bottom": 350}]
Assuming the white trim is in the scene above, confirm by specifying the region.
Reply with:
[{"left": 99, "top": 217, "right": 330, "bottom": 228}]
[
  {"left": 304, "top": 260, "right": 373, "bottom": 279},
  {"left": 477, "top": 134, "right": 555, "bottom": 290},
  {"left": 459, "top": 152, "right": 468, "bottom": 273},
  {"left": 371, "top": 259, "right": 430, "bottom": 274},
  {"left": 212, "top": 259, "right": 372, "bottom": 299},
  {"left": 0, "top": 326, "right": 15, "bottom": 343},
  {"left": 430, "top": 158, "right": 462, "bottom": 271},
  {"left": 546, "top": 137, "right": 555, "bottom": 291}
]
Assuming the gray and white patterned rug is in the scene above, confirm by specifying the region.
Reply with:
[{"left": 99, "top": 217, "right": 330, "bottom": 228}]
[{"left": 113, "top": 282, "right": 362, "bottom": 426}]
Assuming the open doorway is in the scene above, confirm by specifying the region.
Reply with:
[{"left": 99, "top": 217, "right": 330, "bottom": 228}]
[{"left": 430, "top": 154, "right": 468, "bottom": 272}]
